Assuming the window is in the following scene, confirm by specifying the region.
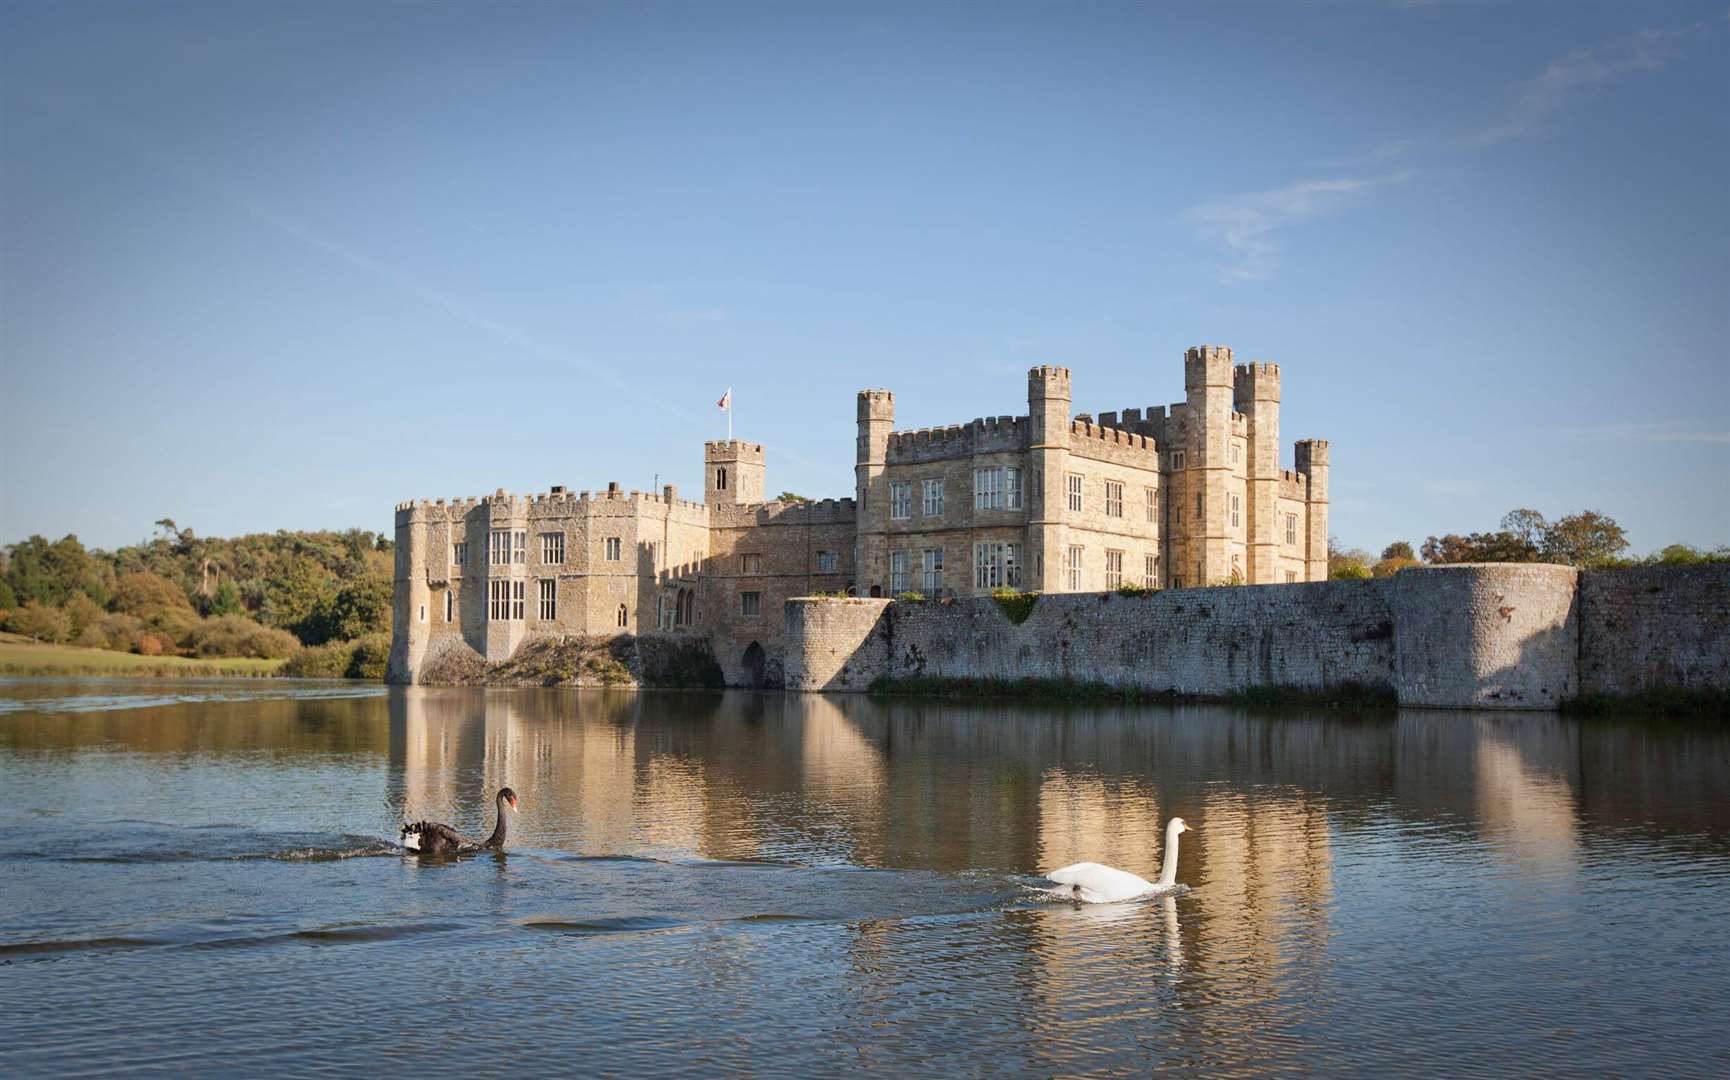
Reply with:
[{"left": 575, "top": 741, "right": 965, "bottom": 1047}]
[
  {"left": 817, "top": 551, "right": 838, "bottom": 574},
  {"left": 1145, "top": 487, "right": 1156, "bottom": 523},
  {"left": 973, "top": 542, "right": 1021, "bottom": 589},
  {"left": 539, "top": 579, "right": 557, "bottom": 620},
  {"left": 617, "top": 603, "right": 628, "bottom": 628},
  {"left": 605, "top": 537, "right": 622, "bottom": 561},
  {"left": 1231, "top": 443, "right": 1240, "bottom": 464},
  {"left": 1175, "top": 501, "right": 1182, "bottom": 527},
  {"left": 489, "top": 530, "right": 511, "bottom": 566},
  {"left": 1231, "top": 553, "right": 1242, "bottom": 580},
  {"left": 974, "top": 467, "right": 1002, "bottom": 510},
  {"left": 1105, "top": 550, "right": 1124, "bottom": 589},
  {"left": 741, "top": 552, "right": 762, "bottom": 574},
  {"left": 541, "top": 532, "right": 565, "bottom": 565},
  {"left": 1230, "top": 493, "right": 1240, "bottom": 529},
  {"left": 890, "top": 551, "right": 910, "bottom": 593},
  {"left": 890, "top": 481, "right": 912, "bottom": 520},
  {"left": 1196, "top": 492, "right": 1203, "bottom": 517},
  {"left": 446, "top": 590, "right": 455, "bottom": 622},
  {"left": 1171, "top": 450, "right": 1186, "bottom": 470},
  {"left": 1173, "top": 575, "right": 1184, "bottom": 589},
  {"left": 1005, "top": 467, "right": 1023, "bottom": 510},
  {"left": 1286, "top": 571, "right": 1297, "bottom": 584},
  {"left": 1105, "top": 481, "right": 1123, "bottom": 518},
  {"left": 1067, "top": 473, "right": 1083, "bottom": 512},
  {"left": 1286, "top": 514, "right": 1298, "bottom": 546},
  {"left": 488, "top": 579, "right": 525, "bottom": 620},
  {"left": 716, "top": 467, "right": 728, "bottom": 490},
  {"left": 418, "top": 604, "right": 426, "bottom": 623},
  {"left": 1066, "top": 546, "right": 1083, "bottom": 590},
  {"left": 1145, "top": 553, "right": 1159, "bottom": 587},
  {"left": 740, "top": 591, "right": 761, "bottom": 616},
  {"left": 513, "top": 531, "right": 526, "bottom": 564},
  {"left": 922, "top": 548, "right": 944, "bottom": 594},
  {"left": 452, "top": 542, "right": 467, "bottom": 567},
  {"left": 922, "top": 478, "right": 945, "bottom": 516}
]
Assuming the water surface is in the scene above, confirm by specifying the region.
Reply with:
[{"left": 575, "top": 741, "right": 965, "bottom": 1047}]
[{"left": 1, "top": 679, "right": 1725, "bottom": 1075}]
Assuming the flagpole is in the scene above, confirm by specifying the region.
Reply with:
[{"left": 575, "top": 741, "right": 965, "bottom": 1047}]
[{"left": 728, "top": 389, "right": 733, "bottom": 441}]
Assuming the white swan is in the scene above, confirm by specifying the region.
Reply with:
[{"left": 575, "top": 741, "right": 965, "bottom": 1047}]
[{"left": 1045, "top": 817, "right": 1190, "bottom": 903}]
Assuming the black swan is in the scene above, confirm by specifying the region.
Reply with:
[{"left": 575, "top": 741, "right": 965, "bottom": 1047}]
[{"left": 401, "top": 788, "right": 519, "bottom": 854}]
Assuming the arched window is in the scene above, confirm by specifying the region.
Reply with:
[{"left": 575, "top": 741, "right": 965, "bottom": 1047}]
[
  {"left": 717, "top": 467, "right": 728, "bottom": 490},
  {"left": 617, "top": 603, "right": 628, "bottom": 628}
]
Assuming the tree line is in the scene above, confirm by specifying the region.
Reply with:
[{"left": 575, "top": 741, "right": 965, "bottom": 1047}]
[
  {"left": 1328, "top": 507, "right": 1728, "bottom": 580},
  {"left": 0, "top": 521, "right": 394, "bottom": 673}
]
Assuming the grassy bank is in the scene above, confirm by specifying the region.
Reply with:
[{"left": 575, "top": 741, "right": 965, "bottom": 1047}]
[
  {"left": 866, "top": 674, "right": 1397, "bottom": 709},
  {"left": 0, "top": 633, "right": 287, "bottom": 678}
]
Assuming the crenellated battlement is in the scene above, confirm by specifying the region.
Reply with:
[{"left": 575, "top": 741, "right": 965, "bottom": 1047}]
[
  {"left": 1233, "top": 361, "right": 1282, "bottom": 405},
  {"left": 705, "top": 440, "right": 765, "bottom": 461},
  {"left": 1027, "top": 365, "right": 1072, "bottom": 395},
  {"left": 1184, "top": 345, "right": 1236, "bottom": 391},
  {"left": 885, "top": 415, "right": 1030, "bottom": 461},
  {"left": 856, "top": 389, "right": 895, "bottom": 422}
]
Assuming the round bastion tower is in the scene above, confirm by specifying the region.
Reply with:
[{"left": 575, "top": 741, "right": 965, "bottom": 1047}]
[{"left": 855, "top": 389, "right": 894, "bottom": 595}]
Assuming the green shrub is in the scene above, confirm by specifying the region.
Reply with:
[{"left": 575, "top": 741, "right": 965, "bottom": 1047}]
[
  {"left": 9, "top": 600, "right": 72, "bottom": 644},
  {"left": 76, "top": 612, "right": 145, "bottom": 651},
  {"left": 895, "top": 591, "right": 927, "bottom": 602},
  {"left": 346, "top": 633, "right": 391, "bottom": 679},
  {"left": 990, "top": 588, "right": 1040, "bottom": 624},
  {"left": 184, "top": 615, "right": 302, "bottom": 659},
  {"left": 1116, "top": 584, "right": 1158, "bottom": 597},
  {"left": 281, "top": 640, "right": 352, "bottom": 678}
]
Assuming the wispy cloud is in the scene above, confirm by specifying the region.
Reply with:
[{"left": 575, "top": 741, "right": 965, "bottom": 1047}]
[
  {"left": 1465, "top": 26, "right": 1693, "bottom": 148},
  {"left": 1187, "top": 170, "right": 1414, "bottom": 282},
  {"left": 1546, "top": 421, "right": 1730, "bottom": 445},
  {"left": 1200, "top": 16, "right": 1718, "bottom": 281}
]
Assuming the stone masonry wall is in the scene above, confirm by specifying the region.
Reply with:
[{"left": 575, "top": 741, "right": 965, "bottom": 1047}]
[
  {"left": 784, "top": 563, "right": 1729, "bottom": 708},
  {"left": 1579, "top": 563, "right": 1730, "bottom": 695}
]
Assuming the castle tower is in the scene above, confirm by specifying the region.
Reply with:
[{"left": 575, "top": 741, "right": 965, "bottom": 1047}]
[
  {"left": 387, "top": 501, "right": 433, "bottom": 683},
  {"left": 1295, "top": 439, "right": 1329, "bottom": 582},
  {"left": 1234, "top": 361, "right": 1281, "bottom": 584},
  {"left": 1184, "top": 345, "right": 1235, "bottom": 584},
  {"left": 705, "top": 441, "right": 766, "bottom": 506},
  {"left": 855, "top": 389, "right": 894, "bottom": 595},
  {"left": 1027, "top": 365, "right": 1071, "bottom": 592}
]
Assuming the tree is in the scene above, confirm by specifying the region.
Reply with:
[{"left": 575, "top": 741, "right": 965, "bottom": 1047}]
[
  {"left": 0, "top": 578, "right": 15, "bottom": 610},
  {"left": 1327, "top": 537, "right": 1372, "bottom": 578},
  {"left": 1421, "top": 531, "right": 1538, "bottom": 564},
  {"left": 309, "top": 571, "right": 393, "bottom": 642},
  {"left": 10, "top": 600, "right": 72, "bottom": 643},
  {"left": 776, "top": 491, "right": 811, "bottom": 503},
  {"left": 208, "top": 580, "right": 245, "bottom": 616},
  {"left": 1501, "top": 508, "right": 1549, "bottom": 551},
  {"left": 1381, "top": 541, "right": 1415, "bottom": 562},
  {"left": 1542, "top": 510, "right": 1628, "bottom": 566},
  {"left": 113, "top": 571, "right": 200, "bottom": 638},
  {"left": 4, "top": 534, "right": 111, "bottom": 608},
  {"left": 63, "top": 593, "right": 105, "bottom": 637},
  {"left": 1372, "top": 556, "right": 1418, "bottom": 577},
  {"left": 263, "top": 555, "right": 338, "bottom": 638}
]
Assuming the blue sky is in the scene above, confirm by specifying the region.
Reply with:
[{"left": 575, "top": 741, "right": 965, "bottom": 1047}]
[{"left": 2, "top": 1, "right": 1726, "bottom": 555}]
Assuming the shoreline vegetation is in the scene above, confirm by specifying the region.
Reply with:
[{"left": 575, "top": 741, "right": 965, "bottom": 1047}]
[{"left": 0, "top": 633, "right": 286, "bottom": 678}]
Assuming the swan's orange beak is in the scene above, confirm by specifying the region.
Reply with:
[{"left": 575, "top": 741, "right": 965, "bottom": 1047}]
[{"left": 510, "top": 796, "right": 520, "bottom": 813}]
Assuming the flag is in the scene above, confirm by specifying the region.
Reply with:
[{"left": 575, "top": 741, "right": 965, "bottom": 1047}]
[{"left": 717, "top": 389, "right": 731, "bottom": 409}]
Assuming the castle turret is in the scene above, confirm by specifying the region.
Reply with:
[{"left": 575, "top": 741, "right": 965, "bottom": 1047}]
[
  {"left": 1184, "top": 345, "right": 1235, "bottom": 584},
  {"left": 1295, "top": 438, "right": 1330, "bottom": 582},
  {"left": 1026, "top": 365, "right": 1071, "bottom": 592},
  {"left": 1235, "top": 361, "right": 1281, "bottom": 584},
  {"left": 855, "top": 389, "right": 894, "bottom": 595},
  {"left": 387, "top": 501, "right": 433, "bottom": 683},
  {"left": 705, "top": 441, "right": 766, "bottom": 506}
]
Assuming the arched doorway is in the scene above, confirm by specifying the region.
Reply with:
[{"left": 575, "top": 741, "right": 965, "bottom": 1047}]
[{"left": 741, "top": 641, "right": 766, "bottom": 689}]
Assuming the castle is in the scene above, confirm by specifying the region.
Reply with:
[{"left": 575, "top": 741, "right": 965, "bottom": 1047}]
[{"left": 390, "top": 345, "right": 1330, "bottom": 686}]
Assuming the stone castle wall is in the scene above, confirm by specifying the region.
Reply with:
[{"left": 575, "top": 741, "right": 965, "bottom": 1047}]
[
  {"left": 1578, "top": 564, "right": 1730, "bottom": 694},
  {"left": 783, "top": 563, "right": 1724, "bottom": 709}
]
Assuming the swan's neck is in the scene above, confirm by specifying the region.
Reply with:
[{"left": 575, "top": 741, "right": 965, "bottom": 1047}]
[
  {"left": 485, "top": 798, "right": 509, "bottom": 848},
  {"left": 1157, "top": 826, "right": 1182, "bottom": 888}
]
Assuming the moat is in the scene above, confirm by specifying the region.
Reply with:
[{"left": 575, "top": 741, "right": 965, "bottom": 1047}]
[{"left": 2, "top": 680, "right": 1726, "bottom": 1075}]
